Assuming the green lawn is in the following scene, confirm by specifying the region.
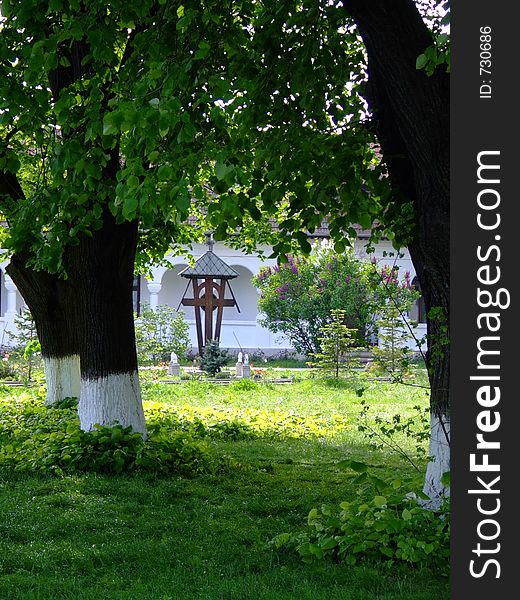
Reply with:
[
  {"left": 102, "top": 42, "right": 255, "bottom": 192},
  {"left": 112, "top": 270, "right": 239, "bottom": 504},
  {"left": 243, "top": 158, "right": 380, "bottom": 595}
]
[{"left": 0, "top": 375, "right": 448, "bottom": 600}]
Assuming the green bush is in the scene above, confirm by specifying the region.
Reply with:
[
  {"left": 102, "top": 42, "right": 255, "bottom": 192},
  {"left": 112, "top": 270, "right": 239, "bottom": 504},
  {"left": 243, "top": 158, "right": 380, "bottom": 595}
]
[
  {"left": 272, "top": 470, "right": 450, "bottom": 574},
  {"left": 200, "top": 339, "right": 229, "bottom": 376},
  {"left": 253, "top": 245, "right": 375, "bottom": 355},
  {"left": 0, "top": 396, "right": 213, "bottom": 476},
  {"left": 230, "top": 378, "right": 258, "bottom": 391},
  {"left": 0, "top": 356, "right": 18, "bottom": 380}
]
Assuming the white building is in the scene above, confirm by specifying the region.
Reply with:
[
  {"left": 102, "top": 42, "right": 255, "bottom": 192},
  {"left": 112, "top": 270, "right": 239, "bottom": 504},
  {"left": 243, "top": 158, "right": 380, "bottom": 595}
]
[{"left": 0, "top": 230, "right": 426, "bottom": 353}]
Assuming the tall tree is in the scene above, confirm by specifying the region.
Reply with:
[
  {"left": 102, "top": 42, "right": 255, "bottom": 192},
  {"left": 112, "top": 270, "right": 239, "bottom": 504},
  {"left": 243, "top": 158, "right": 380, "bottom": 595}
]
[
  {"left": 2, "top": 1, "right": 450, "bottom": 502},
  {"left": 343, "top": 0, "right": 450, "bottom": 503},
  {"left": 0, "top": 165, "right": 81, "bottom": 405},
  {"left": 0, "top": 1, "right": 251, "bottom": 433}
]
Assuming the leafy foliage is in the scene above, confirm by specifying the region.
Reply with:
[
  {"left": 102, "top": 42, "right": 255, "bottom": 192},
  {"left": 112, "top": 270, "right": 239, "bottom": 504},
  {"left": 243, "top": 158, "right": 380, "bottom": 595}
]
[
  {"left": 357, "top": 400, "right": 431, "bottom": 472},
  {"left": 273, "top": 493, "right": 449, "bottom": 574},
  {"left": 272, "top": 463, "right": 449, "bottom": 574},
  {"left": 143, "top": 399, "right": 348, "bottom": 441},
  {"left": 0, "top": 395, "right": 213, "bottom": 476},
  {"left": 4, "top": 307, "right": 42, "bottom": 381},
  {"left": 1, "top": 0, "right": 378, "bottom": 270},
  {"left": 0, "top": 352, "right": 18, "bottom": 380},
  {"left": 310, "top": 309, "right": 362, "bottom": 378},
  {"left": 134, "top": 302, "right": 190, "bottom": 365},
  {"left": 253, "top": 244, "right": 377, "bottom": 355},
  {"left": 254, "top": 245, "right": 420, "bottom": 359},
  {"left": 416, "top": 0, "right": 450, "bottom": 75},
  {"left": 0, "top": 390, "right": 351, "bottom": 479},
  {"left": 363, "top": 264, "right": 421, "bottom": 380}
]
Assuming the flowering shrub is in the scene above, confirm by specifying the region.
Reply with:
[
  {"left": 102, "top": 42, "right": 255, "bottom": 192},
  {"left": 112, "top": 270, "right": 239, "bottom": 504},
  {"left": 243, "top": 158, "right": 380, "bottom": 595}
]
[
  {"left": 253, "top": 245, "right": 375, "bottom": 355},
  {"left": 253, "top": 244, "right": 419, "bottom": 358},
  {"left": 0, "top": 350, "right": 18, "bottom": 380}
]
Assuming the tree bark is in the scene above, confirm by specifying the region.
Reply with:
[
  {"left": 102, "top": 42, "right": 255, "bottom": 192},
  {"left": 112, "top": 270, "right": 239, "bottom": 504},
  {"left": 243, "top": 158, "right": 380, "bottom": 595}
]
[
  {"left": 65, "top": 213, "right": 147, "bottom": 436},
  {"left": 6, "top": 253, "right": 81, "bottom": 405},
  {"left": 2, "top": 163, "right": 81, "bottom": 404},
  {"left": 344, "top": 0, "right": 450, "bottom": 502}
]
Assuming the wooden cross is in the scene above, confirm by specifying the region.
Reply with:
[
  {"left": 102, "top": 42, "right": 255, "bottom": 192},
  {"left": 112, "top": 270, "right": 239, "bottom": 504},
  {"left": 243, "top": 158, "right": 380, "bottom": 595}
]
[{"left": 181, "top": 278, "right": 238, "bottom": 354}]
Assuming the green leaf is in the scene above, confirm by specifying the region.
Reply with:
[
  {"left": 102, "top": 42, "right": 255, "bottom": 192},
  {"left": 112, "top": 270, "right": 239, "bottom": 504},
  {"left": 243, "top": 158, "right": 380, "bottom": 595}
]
[
  {"left": 122, "top": 195, "right": 138, "bottom": 219},
  {"left": 402, "top": 508, "right": 412, "bottom": 521},
  {"left": 373, "top": 496, "right": 387, "bottom": 508},
  {"left": 127, "top": 175, "right": 140, "bottom": 189},
  {"left": 320, "top": 536, "right": 338, "bottom": 550},
  {"left": 175, "top": 195, "right": 191, "bottom": 211},
  {"left": 215, "top": 161, "right": 233, "bottom": 181},
  {"left": 337, "top": 459, "right": 368, "bottom": 473},
  {"left": 157, "top": 165, "right": 173, "bottom": 181},
  {"left": 103, "top": 120, "right": 118, "bottom": 136},
  {"left": 194, "top": 41, "right": 211, "bottom": 60},
  {"left": 416, "top": 54, "right": 428, "bottom": 70}
]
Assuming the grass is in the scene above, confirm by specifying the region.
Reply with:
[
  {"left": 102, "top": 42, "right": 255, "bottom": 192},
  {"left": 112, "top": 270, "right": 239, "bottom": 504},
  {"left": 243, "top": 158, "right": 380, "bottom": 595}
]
[{"left": 0, "top": 374, "right": 448, "bottom": 600}]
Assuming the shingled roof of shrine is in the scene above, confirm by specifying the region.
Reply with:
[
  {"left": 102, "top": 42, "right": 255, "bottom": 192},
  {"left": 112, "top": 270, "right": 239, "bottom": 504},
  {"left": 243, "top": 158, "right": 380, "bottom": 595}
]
[{"left": 179, "top": 250, "right": 239, "bottom": 279}]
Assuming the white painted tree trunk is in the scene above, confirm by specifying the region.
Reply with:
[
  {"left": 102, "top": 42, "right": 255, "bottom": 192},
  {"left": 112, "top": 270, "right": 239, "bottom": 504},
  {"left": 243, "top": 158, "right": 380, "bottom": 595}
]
[
  {"left": 43, "top": 355, "right": 81, "bottom": 406},
  {"left": 422, "top": 412, "right": 450, "bottom": 509},
  {"left": 78, "top": 371, "right": 147, "bottom": 437}
]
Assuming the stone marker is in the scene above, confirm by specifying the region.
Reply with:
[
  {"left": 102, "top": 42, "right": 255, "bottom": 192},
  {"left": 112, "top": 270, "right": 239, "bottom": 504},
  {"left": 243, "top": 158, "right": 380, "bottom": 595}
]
[
  {"left": 168, "top": 351, "right": 181, "bottom": 376},
  {"left": 242, "top": 353, "right": 251, "bottom": 378},
  {"left": 235, "top": 352, "right": 243, "bottom": 378}
]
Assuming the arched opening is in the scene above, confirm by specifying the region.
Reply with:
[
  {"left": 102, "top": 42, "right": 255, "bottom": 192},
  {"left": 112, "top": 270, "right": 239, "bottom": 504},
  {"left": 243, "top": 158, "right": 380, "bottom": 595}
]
[
  {"left": 226, "top": 265, "right": 258, "bottom": 321},
  {"left": 159, "top": 265, "right": 189, "bottom": 311}
]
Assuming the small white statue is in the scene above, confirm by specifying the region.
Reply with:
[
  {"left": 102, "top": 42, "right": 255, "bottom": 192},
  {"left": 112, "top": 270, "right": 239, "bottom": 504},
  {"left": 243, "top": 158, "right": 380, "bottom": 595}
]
[
  {"left": 168, "top": 351, "right": 181, "bottom": 376},
  {"left": 244, "top": 353, "right": 249, "bottom": 365},
  {"left": 237, "top": 351, "right": 243, "bottom": 363}
]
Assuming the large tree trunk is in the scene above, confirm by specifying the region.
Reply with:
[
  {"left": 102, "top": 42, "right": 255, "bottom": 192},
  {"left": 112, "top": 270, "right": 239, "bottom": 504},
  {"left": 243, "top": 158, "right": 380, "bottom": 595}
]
[
  {"left": 6, "top": 254, "right": 81, "bottom": 406},
  {"left": 345, "top": 0, "right": 450, "bottom": 503},
  {"left": 65, "top": 213, "right": 147, "bottom": 437},
  {"left": 2, "top": 163, "right": 81, "bottom": 405}
]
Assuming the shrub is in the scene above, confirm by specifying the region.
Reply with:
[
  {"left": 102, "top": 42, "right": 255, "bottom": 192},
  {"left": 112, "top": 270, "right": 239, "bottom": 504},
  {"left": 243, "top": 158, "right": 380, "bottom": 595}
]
[
  {"left": 310, "top": 309, "right": 363, "bottom": 378},
  {"left": 271, "top": 461, "right": 449, "bottom": 574},
  {"left": 272, "top": 492, "right": 449, "bottom": 574},
  {"left": 0, "top": 396, "right": 213, "bottom": 476},
  {"left": 230, "top": 378, "right": 258, "bottom": 391},
  {"left": 135, "top": 303, "right": 190, "bottom": 365},
  {"left": 0, "top": 352, "right": 18, "bottom": 380},
  {"left": 200, "top": 339, "right": 229, "bottom": 376},
  {"left": 5, "top": 307, "right": 42, "bottom": 382},
  {"left": 253, "top": 244, "right": 375, "bottom": 355},
  {"left": 254, "top": 244, "right": 421, "bottom": 359}
]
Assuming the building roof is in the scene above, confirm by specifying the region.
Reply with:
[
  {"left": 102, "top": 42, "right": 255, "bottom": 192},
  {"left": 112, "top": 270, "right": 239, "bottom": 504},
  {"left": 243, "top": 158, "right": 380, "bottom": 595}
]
[{"left": 179, "top": 250, "right": 239, "bottom": 279}]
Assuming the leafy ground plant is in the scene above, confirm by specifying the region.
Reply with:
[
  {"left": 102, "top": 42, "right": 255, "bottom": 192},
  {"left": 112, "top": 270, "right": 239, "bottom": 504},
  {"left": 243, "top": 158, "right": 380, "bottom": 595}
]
[
  {"left": 0, "top": 396, "right": 213, "bottom": 476},
  {"left": 272, "top": 462, "right": 449, "bottom": 575}
]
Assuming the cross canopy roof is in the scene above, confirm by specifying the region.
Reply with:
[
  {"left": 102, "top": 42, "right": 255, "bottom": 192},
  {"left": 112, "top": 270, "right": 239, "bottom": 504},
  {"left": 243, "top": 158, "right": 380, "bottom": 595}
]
[{"left": 179, "top": 250, "right": 239, "bottom": 279}]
